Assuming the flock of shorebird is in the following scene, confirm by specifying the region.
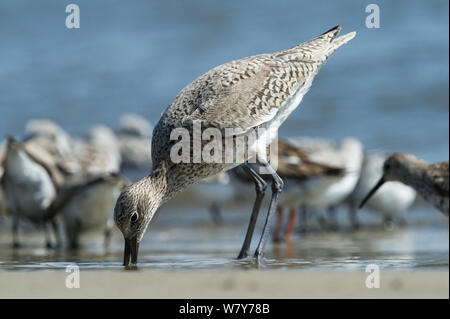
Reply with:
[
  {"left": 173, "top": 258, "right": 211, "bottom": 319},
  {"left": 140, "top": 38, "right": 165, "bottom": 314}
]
[
  {"left": 0, "top": 115, "right": 151, "bottom": 249},
  {"left": 0, "top": 26, "right": 448, "bottom": 268}
]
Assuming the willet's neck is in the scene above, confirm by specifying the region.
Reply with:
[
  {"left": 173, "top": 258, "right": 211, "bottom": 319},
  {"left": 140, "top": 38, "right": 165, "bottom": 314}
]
[{"left": 136, "top": 161, "right": 184, "bottom": 207}]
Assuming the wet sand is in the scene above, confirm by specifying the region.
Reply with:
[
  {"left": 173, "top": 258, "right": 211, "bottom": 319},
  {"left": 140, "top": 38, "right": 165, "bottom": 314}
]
[{"left": 1, "top": 270, "right": 448, "bottom": 299}]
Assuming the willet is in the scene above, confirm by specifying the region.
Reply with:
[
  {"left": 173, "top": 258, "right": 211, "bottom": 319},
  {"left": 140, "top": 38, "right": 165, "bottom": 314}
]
[
  {"left": 47, "top": 173, "right": 128, "bottom": 249},
  {"left": 1, "top": 136, "right": 62, "bottom": 247},
  {"left": 360, "top": 153, "right": 449, "bottom": 216},
  {"left": 350, "top": 151, "right": 416, "bottom": 228},
  {"left": 114, "top": 26, "right": 356, "bottom": 267}
]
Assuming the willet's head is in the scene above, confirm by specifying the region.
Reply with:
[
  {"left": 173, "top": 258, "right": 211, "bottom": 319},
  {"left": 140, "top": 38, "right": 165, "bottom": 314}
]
[
  {"left": 114, "top": 172, "right": 165, "bottom": 268},
  {"left": 359, "top": 153, "right": 419, "bottom": 208}
]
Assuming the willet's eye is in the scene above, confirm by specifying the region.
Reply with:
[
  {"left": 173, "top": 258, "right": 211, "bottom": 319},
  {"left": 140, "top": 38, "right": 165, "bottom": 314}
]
[{"left": 130, "top": 212, "right": 139, "bottom": 222}]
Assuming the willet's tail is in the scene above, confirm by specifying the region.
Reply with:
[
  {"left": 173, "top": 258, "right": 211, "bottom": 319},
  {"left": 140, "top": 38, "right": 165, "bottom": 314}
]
[{"left": 283, "top": 25, "right": 356, "bottom": 61}]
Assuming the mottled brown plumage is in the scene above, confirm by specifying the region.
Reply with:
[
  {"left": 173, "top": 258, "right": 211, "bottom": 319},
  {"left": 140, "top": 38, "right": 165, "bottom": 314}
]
[{"left": 114, "top": 26, "right": 356, "bottom": 267}]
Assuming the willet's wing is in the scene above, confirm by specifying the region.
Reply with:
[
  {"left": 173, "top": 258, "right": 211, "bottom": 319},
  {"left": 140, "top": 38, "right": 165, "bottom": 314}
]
[{"left": 178, "top": 26, "right": 355, "bottom": 135}]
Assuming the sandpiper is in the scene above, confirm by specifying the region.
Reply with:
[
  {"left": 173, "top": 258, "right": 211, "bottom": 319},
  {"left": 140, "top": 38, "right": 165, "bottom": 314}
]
[
  {"left": 48, "top": 173, "right": 128, "bottom": 249},
  {"left": 114, "top": 26, "right": 356, "bottom": 267},
  {"left": 239, "top": 139, "right": 346, "bottom": 242},
  {"left": 227, "top": 138, "right": 344, "bottom": 238},
  {"left": 87, "top": 125, "right": 122, "bottom": 173},
  {"left": 116, "top": 114, "right": 153, "bottom": 169},
  {"left": 277, "top": 137, "right": 363, "bottom": 235},
  {"left": 360, "top": 153, "right": 449, "bottom": 216},
  {"left": 69, "top": 129, "right": 121, "bottom": 177},
  {"left": 24, "top": 119, "right": 72, "bottom": 162},
  {"left": 1, "top": 136, "right": 62, "bottom": 247},
  {"left": 350, "top": 151, "right": 416, "bottom": 228}
]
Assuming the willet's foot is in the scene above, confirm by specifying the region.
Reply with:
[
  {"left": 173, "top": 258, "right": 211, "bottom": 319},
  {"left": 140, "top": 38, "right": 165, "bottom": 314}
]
[
  {"left": 360, "top": 153, "right": 449, "bottom": 216},
  {"left": 114, "top": 26, "right": 356, "bottom": 267}
]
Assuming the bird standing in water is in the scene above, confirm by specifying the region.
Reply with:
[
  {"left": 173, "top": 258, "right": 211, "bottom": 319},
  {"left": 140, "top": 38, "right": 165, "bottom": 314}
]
[
  {"left": 360, "top": 153, "right": 449, "bottom": 216},
  {"left": 114, "top": 26, "right": 356, "bottom": 267}
]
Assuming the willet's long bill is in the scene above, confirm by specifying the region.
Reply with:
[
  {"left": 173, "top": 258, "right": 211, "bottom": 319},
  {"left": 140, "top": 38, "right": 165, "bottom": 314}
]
[
  {"left": 360, "top": 153, "right": 449, "bottom": 216},
  {"left": 113, "top": 26, "right": 356, "bottom": 268}
]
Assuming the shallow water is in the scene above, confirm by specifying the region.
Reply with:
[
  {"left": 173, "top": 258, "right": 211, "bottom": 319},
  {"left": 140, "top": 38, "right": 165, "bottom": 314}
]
[{"left": 0, "top": 203, "right": 448, "bottom": 272}]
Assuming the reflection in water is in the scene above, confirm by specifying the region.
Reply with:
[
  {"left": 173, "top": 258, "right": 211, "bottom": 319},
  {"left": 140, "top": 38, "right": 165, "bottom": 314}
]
[{"left": 0, "top": 206, "right": 447, "bottom": 272}]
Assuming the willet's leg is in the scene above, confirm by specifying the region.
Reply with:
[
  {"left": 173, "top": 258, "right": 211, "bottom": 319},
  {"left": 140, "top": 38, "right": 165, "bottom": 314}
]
[
  {"left": 254, "top": 160, "right": 284, "bottom": 260},
  {"left": 12, "top": 214, "right": 20, "bottom": 248},
  {"left": 237, "top": 162, "right": 267, "bottom": 259}
]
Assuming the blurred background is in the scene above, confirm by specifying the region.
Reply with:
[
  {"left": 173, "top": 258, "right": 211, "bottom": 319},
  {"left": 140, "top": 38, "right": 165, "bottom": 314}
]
[{"left": 0, "top": 0, "right": 448, "bottom": 273}]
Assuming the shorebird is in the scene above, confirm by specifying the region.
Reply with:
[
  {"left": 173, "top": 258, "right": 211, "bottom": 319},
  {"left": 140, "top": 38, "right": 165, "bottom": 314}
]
[
  {"left": 87, "top": 125, "right": 122, "bottom": 173},
  {"left": 24, "top": 119, "right": 72, "bottom": 162},
  {"left": 69, "top": 132, "right": 121, "bottom": 177},
  {"left": 230, "top": 139, "right": 346, "bottom": 242},
  {"left": 360, "top": 153, "right": 449, "bottom": 216},
  {"left": 350, "top": 151, "right": 416, "bottom": 228},
  {"left": 114, "top": 26, "right": 356, "bottom": 267},
  {"left": 1, "top": 136, "right": 62, "bottom": 247},
  {"left": 277, "top": 137, "right": 363, "bottom": 234},
  {"left": 118, "top": 114, "right": 153, "bottom": 138},
  {"left": 116, "top": 114, "right": 153, "bottom": 169},
  {"left": 47, "top": 173, "right": 128, "bottom": 249},
  {"left": 227, "top": 138, "right": 344, "bottom": 232}
]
